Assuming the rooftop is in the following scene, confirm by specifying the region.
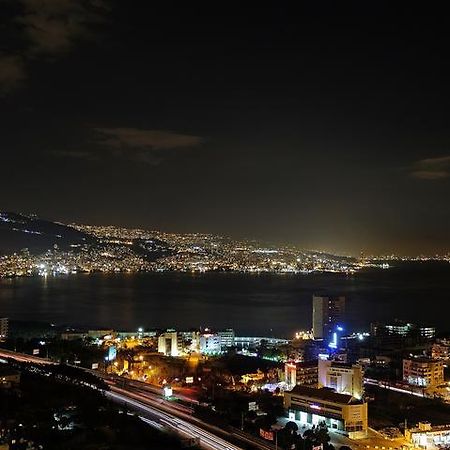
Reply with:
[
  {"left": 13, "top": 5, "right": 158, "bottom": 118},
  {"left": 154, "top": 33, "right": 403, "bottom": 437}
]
[
  {"left": 286, "top": 385, "right": 359, "bottom": 405},
  {"left": 404, "top": 357, "right": 441, "bottom": 364}
]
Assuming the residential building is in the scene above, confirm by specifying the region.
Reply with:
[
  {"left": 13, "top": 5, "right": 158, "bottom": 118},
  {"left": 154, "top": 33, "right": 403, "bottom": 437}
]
[
  {"left": 199, "top": 333, "right": 222, "bottom": 355},
  {"left": 218, "top": 328, "right": 235, "bottom": 348},
  {"left": 432, "top": 339, "right": 450, "bottom": 360},
  {"left": 403, "top": 357, "right": 444, "bottom": 387},
  {"left": 312, "top": 296, "right": 346, "bottom": 339},
  {"left": 318, "top": 359, "right": 364, "bottom": 399},
  {"left": 285, "top": 361, "right": 318, "bottom": 389},
  {"left": 284, "top": 385, "right": 368, "bottom": 439}
]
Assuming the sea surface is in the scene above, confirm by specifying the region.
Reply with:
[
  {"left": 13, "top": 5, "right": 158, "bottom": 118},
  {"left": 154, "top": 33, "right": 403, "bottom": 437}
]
[{"left": 0, "top": 262, "right": 449, "bottom": 337}]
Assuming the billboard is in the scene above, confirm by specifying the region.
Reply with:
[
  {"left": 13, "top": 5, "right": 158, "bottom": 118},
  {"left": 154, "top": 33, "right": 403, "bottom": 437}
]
[
  {"left": 163, "top": 386, "right": 173, "bottom": 397},
  {"left": 106, "top": 346, "right": 117, "bottom": 361},
  {"left": 260, "top": 429, "right": 274, "bottom": 441}
]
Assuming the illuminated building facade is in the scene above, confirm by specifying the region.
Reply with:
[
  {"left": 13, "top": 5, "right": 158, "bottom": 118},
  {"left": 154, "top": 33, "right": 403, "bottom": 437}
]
[
  {"left": 0, "top": 318, "right": 8, "bottom": 342},
  {"left": 285, "top": 361, "right": 318, "bottom": 389},
  {"left": 318, "top": 359, "right": 364, "bottom": 399},
  {"left": 432, "top": 339, "right": 450, "bottom": 360},
  {"left": 312, "top": 296, "right": 345, "bottom": 339},
  {"left": 217, "top": 328, "right": 235, "bottom": 348},
  {"left": 294, "top": 330, "right": 314, "bottom": 340},
  {"left": 158, "top": 331, "right": 183, "bottom": 357},
  {"left": 403, "top": 357, "right": 444, "bottom": 387},
  {"left": 234, "top": 336, "right": 289, "bottom": 349},
  {"left": 199, "top": 333, "right": 221, "bottom": 355},
  {"left": 284, "top": 385, "right": 368, "bottom": 439},
  {"left": 405, "top": 422, "right": 450, "bottom": 450},
  {"left": 371, "top": 321, "right": 435, "bottom": 340}
]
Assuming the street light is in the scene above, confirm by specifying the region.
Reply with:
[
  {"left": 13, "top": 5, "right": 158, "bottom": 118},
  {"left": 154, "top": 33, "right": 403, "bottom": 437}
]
[
  {"left": 39, "top": 341, "right": 49, "bottom": 359},
  {"left": 271, "top": 424, "right": 283, "bottom": 450}
]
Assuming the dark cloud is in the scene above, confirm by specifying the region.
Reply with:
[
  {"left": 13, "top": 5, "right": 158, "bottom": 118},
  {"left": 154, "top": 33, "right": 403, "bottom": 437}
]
[
  {"left": 94, "top": 128, "right": 204, "bottom": 150},
  {"left": 0, "top": 0, "right": 108, "bottom": 94},
  {"left": 50, "top": 150, "right": 98, "bottom": 160},
  {"left": 0, "top": 55, "right": 26, "bottom": 96},
  {"left": 410, "top": 156, "right": 450, "bottom": 180},
  {"left": 51, "top": 128, "right": 204, "bottom": 165},
  {"left": 18, "top": 0, "right": 108, "bottom": 54}
]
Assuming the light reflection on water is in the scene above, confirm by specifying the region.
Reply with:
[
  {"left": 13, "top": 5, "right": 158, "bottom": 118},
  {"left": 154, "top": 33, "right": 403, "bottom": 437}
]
[{"left": 0, "top": 262, "right": 449, "bottom": 336}]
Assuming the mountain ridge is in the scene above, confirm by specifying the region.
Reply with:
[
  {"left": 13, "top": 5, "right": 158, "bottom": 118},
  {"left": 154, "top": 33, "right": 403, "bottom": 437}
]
[{"left": 0, "top": 211, "right": 94, "bottom": 254}]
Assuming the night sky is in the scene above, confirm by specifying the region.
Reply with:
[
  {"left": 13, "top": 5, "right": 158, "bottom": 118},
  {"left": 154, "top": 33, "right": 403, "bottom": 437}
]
[{"left": 1, "top": 1, "right": 449, "bottom": 255}]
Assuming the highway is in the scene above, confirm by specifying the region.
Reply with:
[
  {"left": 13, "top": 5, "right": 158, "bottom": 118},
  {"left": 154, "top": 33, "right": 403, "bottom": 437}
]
[
  {"left": 105, "top": 380, "right": 275, "bottom": 450},
  {"left": 365, "top": 377, "right": 425, "bottom": 397},
  {"left": 0, "top": 347, "right": 54, "bottom": 365},
  {"left": 106, "top": 387, "right": 243, "bottom": 450},
  {"left": 0, "top": 348, "right": 275, "bottom": 450}
]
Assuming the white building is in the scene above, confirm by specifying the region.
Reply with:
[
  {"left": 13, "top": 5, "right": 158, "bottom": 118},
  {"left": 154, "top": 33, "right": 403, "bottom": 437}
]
[
  {"left": 284, "top": 385, "right": 368, "bottom": 439},
  {"left": 318, "top": 359, "right": 364, "bottom": 399},
  {"left": 218, "top": 329, "right": 235, "bottom": 348},
  {"left": 406, "top": 422, "right": 450, "bottom": 450},
  {"left": 200, "top": 334, "right": 221, "bottom": 355},
  {"left": 158, "top": 331, "right": 183, "bottom": 357}
]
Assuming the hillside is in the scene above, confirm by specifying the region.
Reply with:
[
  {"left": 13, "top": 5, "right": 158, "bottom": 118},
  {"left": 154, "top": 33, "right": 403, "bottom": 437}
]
[{"left": 0, "top": 212, "right": 95, "bottom": 254}]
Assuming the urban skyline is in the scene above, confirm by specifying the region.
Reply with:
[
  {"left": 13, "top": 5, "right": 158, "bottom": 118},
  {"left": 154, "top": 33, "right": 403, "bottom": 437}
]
[
  {"left": 2, "top": 210, "right": 449, "bottom": 280},
  {"left": 1, "top": 2, "right": 449, "bottom": 255},
  {"left": 1, "top": 2, "right": 450, "bottom": 450}
]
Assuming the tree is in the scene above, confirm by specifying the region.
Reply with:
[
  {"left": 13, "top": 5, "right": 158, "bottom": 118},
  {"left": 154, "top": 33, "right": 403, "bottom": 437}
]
[
  {"left": 285, "top": 421, "right": 299, "bottom": 434},
  {"left": 303, "top": 428, "right": 314, "bottom": 439},
  {"left": 314, "top": 427, "right": 331, "bottom": 446}
]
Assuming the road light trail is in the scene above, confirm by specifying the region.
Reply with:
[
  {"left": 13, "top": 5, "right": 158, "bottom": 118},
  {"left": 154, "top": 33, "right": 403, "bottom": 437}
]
[
  {"left": 0, "top": 349, "right": 274, "bottom": 450},
  {"left": 106, "top": 389, "right": 243, "bottom": 450}
]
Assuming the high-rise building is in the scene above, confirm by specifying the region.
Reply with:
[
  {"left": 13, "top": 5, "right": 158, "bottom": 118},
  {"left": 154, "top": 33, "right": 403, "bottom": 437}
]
[
  {"left": 0, "top": 318, "right": 8, "bottom": 342},
  {"left": 158, "top": 331, "right": 183, "bottom": 357},
  {"left": 318, "top": 359, "right": 364, "bottom": 399},
  {"left": 312, "top": 296, "right": 346, "bottom": 339},
  {"left": 403, "top": 357, "right": 444, "bottom": 387}
]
